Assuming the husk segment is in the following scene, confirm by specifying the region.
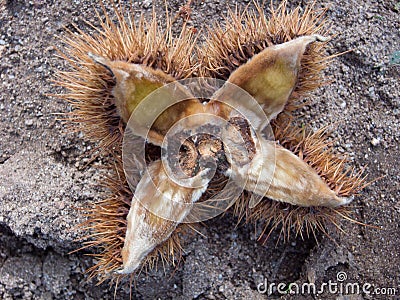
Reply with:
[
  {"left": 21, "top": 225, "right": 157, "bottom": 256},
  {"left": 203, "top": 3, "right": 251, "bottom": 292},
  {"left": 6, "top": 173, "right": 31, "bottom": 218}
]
[
  {"left": 234, "top": 116, "right": 368, "bottom": 242},
  {"left": 198, "top": 0, "right": 331, "bottom": 111},
  {"left": 79, "top": 157, "right": 189, "bottom": 284},
  {"left": 56, "top": 3, "right": 198, "bottom": 283},
  {"left": 55, "top": 2, "right": 198, "bottom": 156}
]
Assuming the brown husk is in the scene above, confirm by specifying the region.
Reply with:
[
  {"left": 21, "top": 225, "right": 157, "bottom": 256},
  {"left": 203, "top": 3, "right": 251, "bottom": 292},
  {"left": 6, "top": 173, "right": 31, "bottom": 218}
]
[{"left": 56, "top": 0, "right": 368, "bottom": 283}]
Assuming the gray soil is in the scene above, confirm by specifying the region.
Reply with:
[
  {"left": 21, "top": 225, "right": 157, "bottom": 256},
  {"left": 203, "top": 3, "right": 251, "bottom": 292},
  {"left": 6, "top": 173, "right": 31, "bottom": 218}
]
[{"left": 0, "top": 0, "right": 399, "bottom": 299}]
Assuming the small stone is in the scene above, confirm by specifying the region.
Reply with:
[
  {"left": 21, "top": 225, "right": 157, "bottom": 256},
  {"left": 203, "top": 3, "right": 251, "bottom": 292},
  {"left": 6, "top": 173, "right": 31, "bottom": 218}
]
[
  {"left": 307, "top": 268, "right": 316, "bottom": 284},
  {"left": 0, "top": 39, "right": 6, "bottom": 45},
  {"left": 340, "top": 101, "right": 347, "bottom": 108},
  {"left": 395, "top": 201, "right": 400, "bottom": 212},
  {"left": 25, "top": 119, "right": 34, "bottom": 126},
  {"left": 371, "top": 137, "right": 380, "bottom": 146},
  {"left": 142, "top": 0, "right": 151, "bottom": 8},
  {"left": 366, "top": 12, "right": 374, "bottom": 19}
]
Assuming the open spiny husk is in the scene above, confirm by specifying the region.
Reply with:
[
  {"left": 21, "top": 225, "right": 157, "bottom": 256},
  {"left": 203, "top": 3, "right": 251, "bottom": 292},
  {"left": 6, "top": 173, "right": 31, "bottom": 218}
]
[{"left": 57, "top": 0, "right": 369, "bottom": 284}]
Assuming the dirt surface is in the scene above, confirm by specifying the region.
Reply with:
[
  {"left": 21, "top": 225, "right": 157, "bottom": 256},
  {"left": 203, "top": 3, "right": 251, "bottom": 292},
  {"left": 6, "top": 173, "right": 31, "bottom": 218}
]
[{"left": 0, "top": 0, "right": 399, "bottom": 299}]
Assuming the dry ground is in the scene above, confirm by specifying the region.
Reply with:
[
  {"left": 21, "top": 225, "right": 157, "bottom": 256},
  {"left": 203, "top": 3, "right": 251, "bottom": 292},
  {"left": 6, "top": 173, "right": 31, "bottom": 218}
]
[{"left": 0, "top": 0, "right": 399, "bottom": 299}]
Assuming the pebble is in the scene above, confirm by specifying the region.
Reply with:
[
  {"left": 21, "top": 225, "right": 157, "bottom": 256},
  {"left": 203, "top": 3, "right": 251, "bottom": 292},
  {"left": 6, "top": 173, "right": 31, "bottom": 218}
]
[
  {"left": 142, "top": 0, "right": 152, "bottom": 9},
  {"left": 371, "top": 137, "right": 380, "bottom": 146},
  {"left": 25, "top": 119, "right": 34, "bottom": 126}
]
